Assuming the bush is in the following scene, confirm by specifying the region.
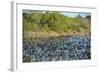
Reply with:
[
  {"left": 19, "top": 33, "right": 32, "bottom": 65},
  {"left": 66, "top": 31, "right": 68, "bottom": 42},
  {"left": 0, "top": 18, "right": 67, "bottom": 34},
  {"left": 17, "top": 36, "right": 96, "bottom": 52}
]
[{"left": 23, "top": 10, "right": 91, "bottom": 34}]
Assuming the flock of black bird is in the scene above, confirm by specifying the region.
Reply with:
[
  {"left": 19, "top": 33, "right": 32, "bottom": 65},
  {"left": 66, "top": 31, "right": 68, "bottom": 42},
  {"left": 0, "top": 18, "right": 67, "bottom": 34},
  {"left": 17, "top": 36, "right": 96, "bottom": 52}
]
[{"left": 23, "top": 36, "right": 91, "bottom": 62}]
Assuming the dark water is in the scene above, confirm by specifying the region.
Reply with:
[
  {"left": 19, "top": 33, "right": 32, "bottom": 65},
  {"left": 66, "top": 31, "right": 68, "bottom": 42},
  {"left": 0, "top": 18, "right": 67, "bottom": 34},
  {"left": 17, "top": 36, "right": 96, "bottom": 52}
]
[{"left": 23, "top": 36, "right": 91, "bottom": 62}]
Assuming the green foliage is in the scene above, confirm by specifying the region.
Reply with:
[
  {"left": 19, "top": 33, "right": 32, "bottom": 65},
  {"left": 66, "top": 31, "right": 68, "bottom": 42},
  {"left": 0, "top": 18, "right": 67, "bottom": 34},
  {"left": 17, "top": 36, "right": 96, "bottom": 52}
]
[{"left": 23, "top": 11, "right": 91, "bottom": 33}]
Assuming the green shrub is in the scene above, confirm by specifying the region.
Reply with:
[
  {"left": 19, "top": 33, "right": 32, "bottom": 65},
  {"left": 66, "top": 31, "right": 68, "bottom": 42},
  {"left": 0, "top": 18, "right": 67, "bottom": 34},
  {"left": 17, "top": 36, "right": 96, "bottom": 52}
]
[{"left": 23, "top": 10, "right": 91, "bottom": 34}]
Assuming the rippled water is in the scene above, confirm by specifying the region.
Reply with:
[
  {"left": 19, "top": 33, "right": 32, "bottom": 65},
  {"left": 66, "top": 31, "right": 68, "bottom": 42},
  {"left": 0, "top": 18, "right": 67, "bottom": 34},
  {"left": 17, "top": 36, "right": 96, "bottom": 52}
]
[{"left": 23, "top": 36, "right": 91, "bottom": 62}]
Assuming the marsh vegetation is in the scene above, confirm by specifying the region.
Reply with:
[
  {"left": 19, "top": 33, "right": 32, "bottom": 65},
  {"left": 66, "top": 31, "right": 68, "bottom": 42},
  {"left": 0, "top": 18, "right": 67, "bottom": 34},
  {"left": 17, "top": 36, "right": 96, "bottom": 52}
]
[{"left": 23, "top": 10, "right": 91, "bottom": 62}]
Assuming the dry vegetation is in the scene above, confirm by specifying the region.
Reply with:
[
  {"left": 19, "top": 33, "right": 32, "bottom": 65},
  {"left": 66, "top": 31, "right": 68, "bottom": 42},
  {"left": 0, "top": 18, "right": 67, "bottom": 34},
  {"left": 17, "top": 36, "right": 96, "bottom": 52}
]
[{"left": 23, "top": 30, "right": 90, "bottom": 39}]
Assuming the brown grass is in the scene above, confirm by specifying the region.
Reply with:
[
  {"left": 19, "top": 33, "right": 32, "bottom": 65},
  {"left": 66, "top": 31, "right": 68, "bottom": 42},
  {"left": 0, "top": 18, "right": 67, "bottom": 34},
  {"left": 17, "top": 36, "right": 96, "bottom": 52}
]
[{"left": 23, "top": 30, "right": 90, "bottom": 39}]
